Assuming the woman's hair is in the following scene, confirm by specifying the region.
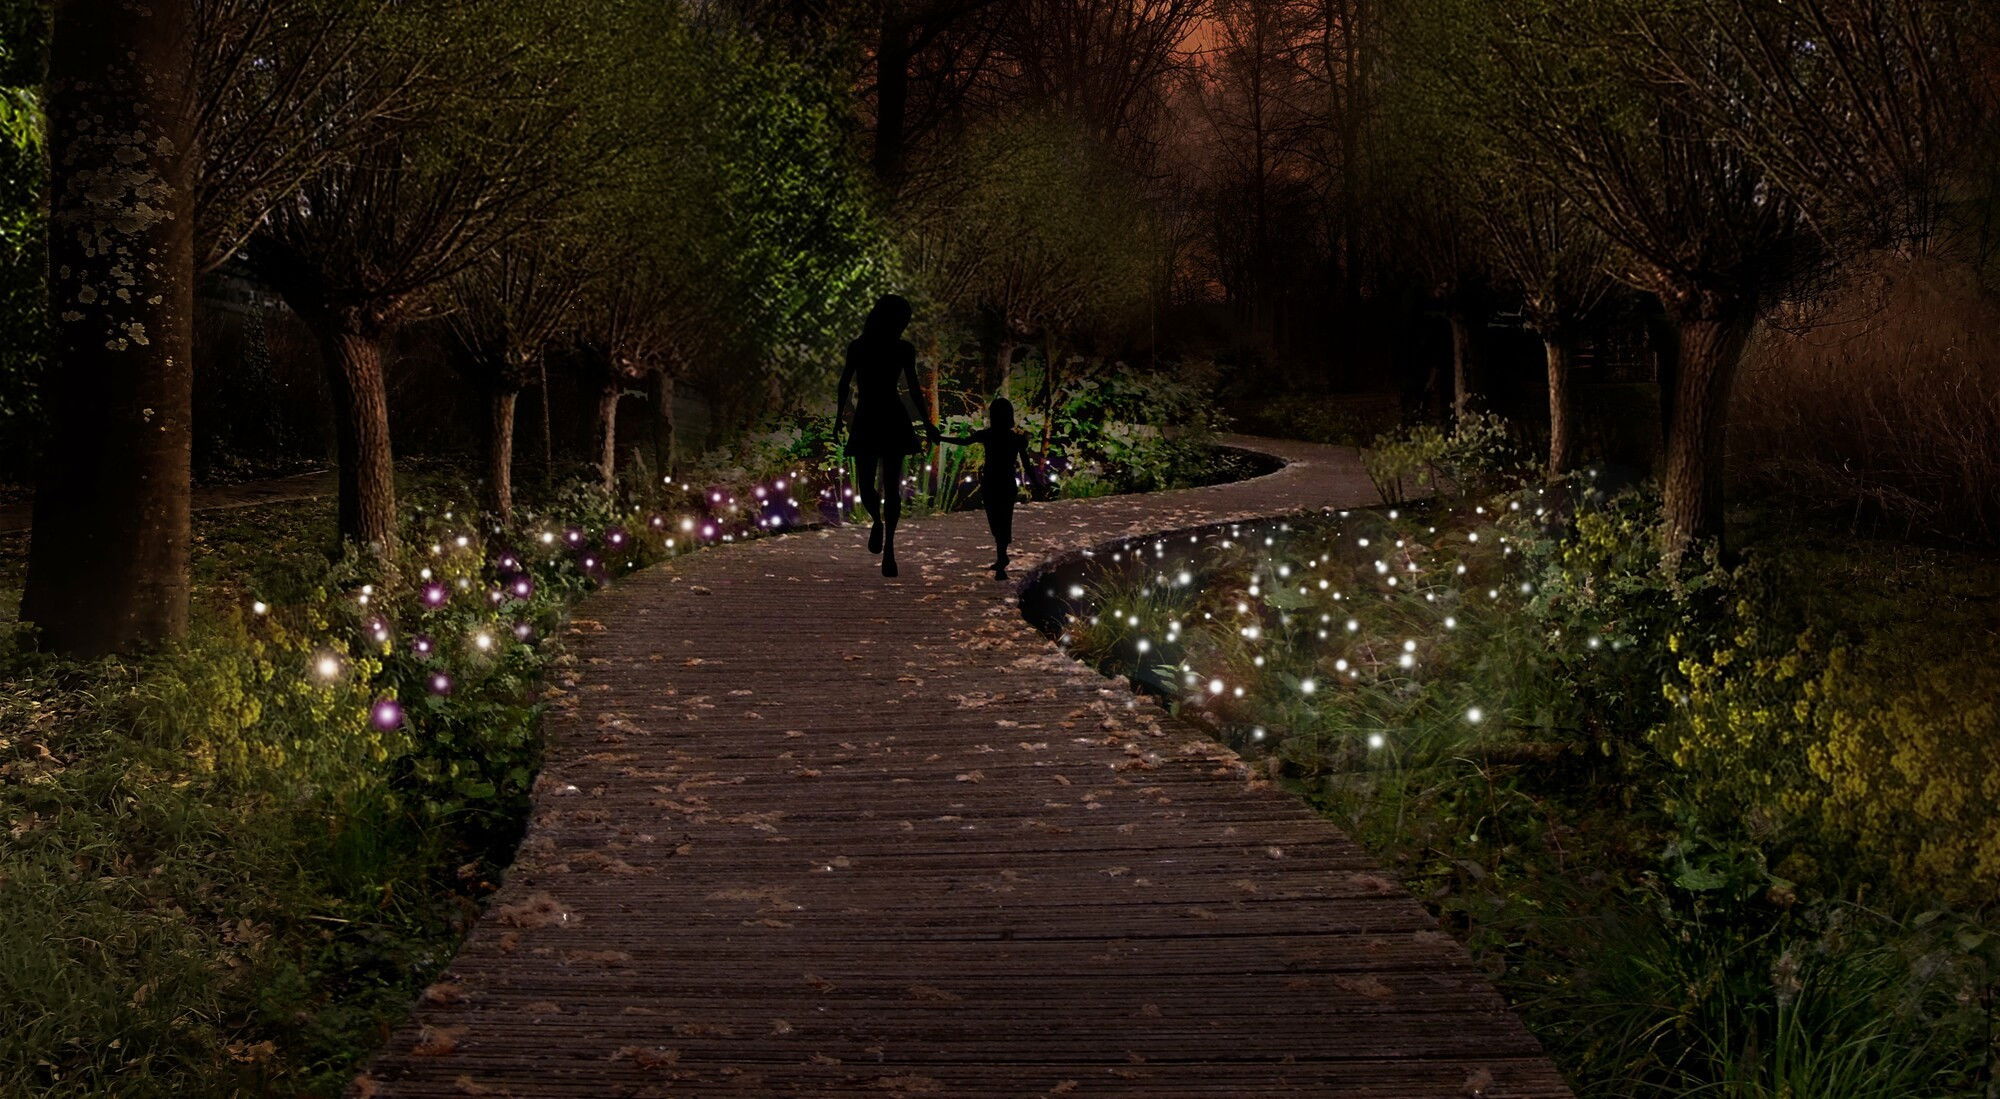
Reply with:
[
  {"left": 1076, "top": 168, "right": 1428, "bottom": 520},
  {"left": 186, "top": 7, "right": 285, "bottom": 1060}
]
[
  {"left": 862, "top": 293, "right": 912, "bottom": 340},
  {"left": 989, "top": 396, "right": 1015, "bottom": 432}
]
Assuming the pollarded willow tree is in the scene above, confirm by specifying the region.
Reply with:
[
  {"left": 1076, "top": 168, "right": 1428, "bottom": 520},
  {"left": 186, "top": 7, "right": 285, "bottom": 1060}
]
[
  {"left": 249, "top": 1, "right": 597, "bottom": 560},
  {"left": 1464, "top": 0, "right": 1986, "bottom": 554},
  {"left": 1393, "top": 0, "right": 1614, "bottom": 472},
  {"left": 254, "top": 125, "right": 565, "bottom": 559},
  {"left": 446, "top": 244, "right": 589, "bottom": 522},
  {"left": 1477, "top": 185, "right": 1612, "bottom": 475},
  {"left": 1470, "top": 0, "right": 1819, "bottom": 555}
]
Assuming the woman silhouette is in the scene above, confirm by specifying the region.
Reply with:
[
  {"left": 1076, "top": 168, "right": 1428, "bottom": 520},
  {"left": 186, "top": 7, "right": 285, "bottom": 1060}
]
[{"left": 834, "top": 294, "right": 937, "bottom": 577}]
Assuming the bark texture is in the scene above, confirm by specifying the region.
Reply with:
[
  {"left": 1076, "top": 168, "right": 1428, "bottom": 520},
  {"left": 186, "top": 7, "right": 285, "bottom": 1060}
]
[
  {"left": 488, "top": 388, "right": 519, "bottom": 523},
  {"left": 23, "top": 0, "right": 196, "bottom": 656},
  {"left": 1662, "top": 314, "right": 1753, "bottom": 556},
  {"left": 650, "top": 371, "right": 676, "bottom": 478},
  {"left": 597, "top": 384, "right": 621, "bottom": 496},
  {"left": 1447, "top": 308, "right": 1477, "bottom": 420},
  {"left": 318, "top": 324, "right": 399, "bottom": 557},
  {"left": 1543, "top": 335, "right": 1575, "bottom": 476}
]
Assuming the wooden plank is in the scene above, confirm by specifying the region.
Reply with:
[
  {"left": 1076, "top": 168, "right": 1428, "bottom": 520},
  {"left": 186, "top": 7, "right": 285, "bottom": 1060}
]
[{"left": 354, "top": 438, "right": 1572, "bottom": 1098}]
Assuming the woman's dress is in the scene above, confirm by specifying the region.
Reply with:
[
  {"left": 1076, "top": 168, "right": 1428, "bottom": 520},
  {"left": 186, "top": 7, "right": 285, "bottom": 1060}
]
[{"left": 844, "top": 337, "right": 922, "bottom": 458}]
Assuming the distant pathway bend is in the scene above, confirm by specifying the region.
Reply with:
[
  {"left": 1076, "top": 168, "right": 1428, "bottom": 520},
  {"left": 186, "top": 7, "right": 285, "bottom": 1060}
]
[{"left": 360, "top": 436, "right": 1571, "bottom": 1098}]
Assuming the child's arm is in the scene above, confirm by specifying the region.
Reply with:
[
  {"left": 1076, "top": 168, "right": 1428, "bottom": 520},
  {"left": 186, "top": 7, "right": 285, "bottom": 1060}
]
[{"left": 1018, "top": 438, "right": 1040, "bottom": 497}]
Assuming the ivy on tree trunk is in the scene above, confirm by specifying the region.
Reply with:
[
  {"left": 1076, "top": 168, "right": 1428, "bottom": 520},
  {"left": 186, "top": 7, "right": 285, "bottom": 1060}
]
[{"left": 23, "top": 0, "right": 195, "bottom": 656}]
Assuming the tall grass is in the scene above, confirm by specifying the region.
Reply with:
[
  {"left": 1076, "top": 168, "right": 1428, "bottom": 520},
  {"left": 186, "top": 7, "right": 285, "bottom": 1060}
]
[{"left": 1732, "top": 254, "right": 2000, "bottom": 545}]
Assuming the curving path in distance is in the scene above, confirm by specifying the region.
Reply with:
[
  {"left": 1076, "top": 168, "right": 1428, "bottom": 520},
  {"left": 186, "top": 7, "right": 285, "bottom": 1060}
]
[{"left": 357, "top": 437, "right": 1571, "bottom": 1098}]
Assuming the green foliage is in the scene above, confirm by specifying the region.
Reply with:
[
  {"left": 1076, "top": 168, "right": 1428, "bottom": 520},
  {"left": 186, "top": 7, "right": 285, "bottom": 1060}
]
[
  {"left": 1362, "top": 410, "right": 1527, "bottom": 503},
  {"left": 0, "top": 17, "right": 42, "bottom": 471},
  {"left": 902, "top": 111, "right": 1158, "bottom": 351},
  {"left": 0, "top": 453, "right": 841, "bottom": 1094},
  {"left": 1057, "top": 489, "right": 2000, "bottom": 1097}
]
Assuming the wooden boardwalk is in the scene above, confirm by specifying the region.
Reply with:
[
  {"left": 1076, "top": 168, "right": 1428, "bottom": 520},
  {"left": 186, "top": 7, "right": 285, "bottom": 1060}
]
[{"left": 358, "top": 438, "right": 1571, "bottom": 1098}]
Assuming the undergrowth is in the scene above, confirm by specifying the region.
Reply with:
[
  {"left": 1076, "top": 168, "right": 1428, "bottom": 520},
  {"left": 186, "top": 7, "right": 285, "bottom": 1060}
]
[{"left": 1053, "top": 479, "right": 2000, "bottom": 1097}]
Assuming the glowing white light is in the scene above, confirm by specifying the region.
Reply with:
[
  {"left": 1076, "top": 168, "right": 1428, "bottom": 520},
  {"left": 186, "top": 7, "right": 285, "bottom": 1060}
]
[
  {"left": 473, "top": 631, "right": 493, "bottom": 651},
  {"left": 251, "top": 601, "right": 268, "bottom": 615},
  {"left": 1444, "top": 616, "right": 1457, "bottom": 629},
  {"left": 1300, "top": 678, "right": 1316, "bottom": 695},
  {"left": 1367, "top": 733, "right": 1385, "bottom": 749},
  {"left": 1208, "top": 678, "right": 1224, "bottom": 695},
  {"left": 315, "top": 655, "right": 341, "bottom": 679},
  {"left": 1466, "top": 707, "right": 1484, "bottom": 724},
  {"left": 1345, "top": 618, "right": 1359, "bottom": 632}
]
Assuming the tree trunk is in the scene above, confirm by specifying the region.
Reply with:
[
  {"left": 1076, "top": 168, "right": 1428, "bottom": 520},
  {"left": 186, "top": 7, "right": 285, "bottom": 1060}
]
[
  {"left": 1661, "top": 314, "right": 1753, "bottom": 557},
  {"left": 919, "top": 358, "right": 941, "bottom": 495},
  {"left": 1448, "top": 308, "right": 1477, "bottom": 421},
  {"left": 1544, "top": 334, "right": 1575, "bottom": 476},
  {"left": 1038, "top": 336, "right": 1061, "bottom": 463},
  {"left": 319, "top": 325, "right": 399, "bottom": 559},
  {"left": 990, "top": 339, "right": 1015, "bottom": 395},
  {"left": 488, "top": 387, "right": 518, "bottom": 524},
  {"left": 22, "top": 0, "right": 196, "bottom": 656},
  {"left": 650, "top": 371, "right": 676, "bottom": 478},
  {"left": 872, "top": 17, "right": 910, "bottom": 183},
  {"left": 538, "top": 356, "right": 555, "bottom": 485},
  {"left": 596, "top": 383, "right": 620, "bottom": 497}
]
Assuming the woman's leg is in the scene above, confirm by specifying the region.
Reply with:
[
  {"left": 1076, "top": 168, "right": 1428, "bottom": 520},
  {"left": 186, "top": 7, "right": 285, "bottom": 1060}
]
[
  {"left": 855, "top": 454, "right": 885, "bottom": 552},
  {"left": 879, "top": 454, "right": 905, "bottom": 576},
  {"left": 855, "top": 454, "right": 883, "bottom": 524}
]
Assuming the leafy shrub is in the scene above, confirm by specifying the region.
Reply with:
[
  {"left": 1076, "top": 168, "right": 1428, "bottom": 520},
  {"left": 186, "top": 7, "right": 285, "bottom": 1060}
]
[
  {"left": 1364, "top": 410, "right": 1527, "bottom": 503},
  {"left": 1664, "top": 612, "right": 2000, "bottom": 905}
]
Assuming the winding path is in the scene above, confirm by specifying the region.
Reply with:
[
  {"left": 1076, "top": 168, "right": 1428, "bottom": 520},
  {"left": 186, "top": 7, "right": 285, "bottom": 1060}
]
[{"left": 358, "top": 437, "right": 1570, "bottom": 1098}]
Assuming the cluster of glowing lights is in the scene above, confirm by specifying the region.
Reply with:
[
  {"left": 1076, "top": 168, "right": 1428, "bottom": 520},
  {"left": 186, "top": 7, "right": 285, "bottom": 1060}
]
[
  {"left": 250, "top": 464, "right": 869, "bottom": 736},
  {"left": 1048, "top": 486, "right": 1618, "bottom": 755}
]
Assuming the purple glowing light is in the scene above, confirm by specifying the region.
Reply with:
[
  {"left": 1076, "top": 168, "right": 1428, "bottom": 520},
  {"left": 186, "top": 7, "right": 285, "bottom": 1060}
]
[
  {"left": 411, "top": 634, "right": 435, "bottom": 656},
  {"left": 428, "top": 673, "right": 454, "bottom": 696},
  {"left": 421, "top": 583, "right": 449, "bottom": 608},
  {"left": 371, "top": 698, "right": 404, "bottom": 731}
]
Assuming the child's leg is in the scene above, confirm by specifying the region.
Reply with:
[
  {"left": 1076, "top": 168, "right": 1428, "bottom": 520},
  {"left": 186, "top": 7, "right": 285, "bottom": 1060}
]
[{"left": 984, "top": 488, "right": 1014, "bottom": 574}]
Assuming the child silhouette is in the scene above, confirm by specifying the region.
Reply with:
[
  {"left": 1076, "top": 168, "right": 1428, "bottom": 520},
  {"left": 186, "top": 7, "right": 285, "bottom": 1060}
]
[{"left": 939, "top": 398, "right": 1037, "bottom": 580}]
